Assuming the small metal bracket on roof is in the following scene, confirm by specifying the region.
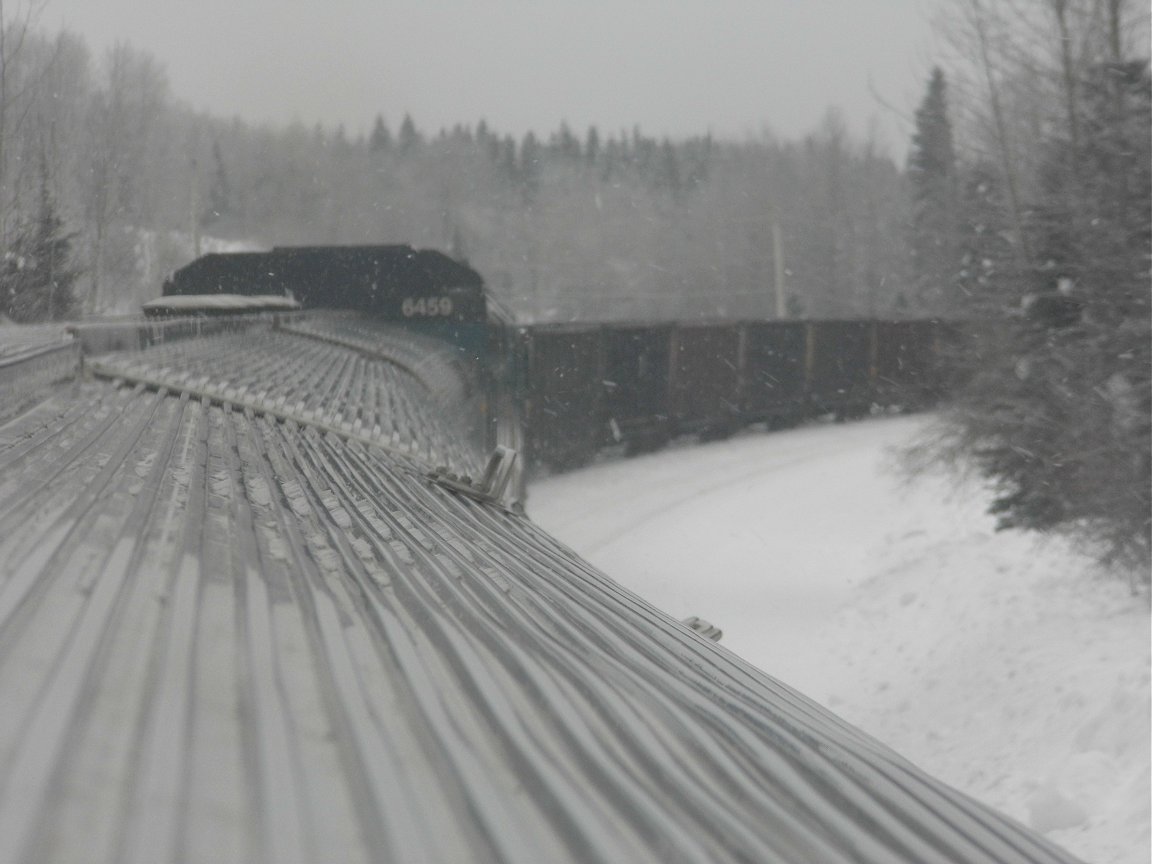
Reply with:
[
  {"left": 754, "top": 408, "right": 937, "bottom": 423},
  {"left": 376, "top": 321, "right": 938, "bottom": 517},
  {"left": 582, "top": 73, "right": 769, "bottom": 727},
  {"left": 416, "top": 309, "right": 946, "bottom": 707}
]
[
  {"left": 429, "top": 446, "right": 523, "bottom": 512},
  {"left": 682, "top": 616, "right": 723, "bottom": 642}
]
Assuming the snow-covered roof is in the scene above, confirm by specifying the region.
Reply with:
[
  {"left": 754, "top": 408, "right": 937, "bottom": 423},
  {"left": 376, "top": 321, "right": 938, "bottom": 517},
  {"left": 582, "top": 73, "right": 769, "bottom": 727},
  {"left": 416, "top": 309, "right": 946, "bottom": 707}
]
[
  {"left": 141, "top": 293, "right": 301, "bottom": 313},
  {"left": 0, "top": 314, "right": 1081, "bottom": 863}
]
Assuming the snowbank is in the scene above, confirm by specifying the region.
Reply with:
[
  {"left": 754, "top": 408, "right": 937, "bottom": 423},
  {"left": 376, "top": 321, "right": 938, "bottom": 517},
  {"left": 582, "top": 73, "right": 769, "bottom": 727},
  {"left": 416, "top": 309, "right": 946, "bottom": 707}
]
[{"left": 529, "top": 415, "right": 1150, "bottom": 864}]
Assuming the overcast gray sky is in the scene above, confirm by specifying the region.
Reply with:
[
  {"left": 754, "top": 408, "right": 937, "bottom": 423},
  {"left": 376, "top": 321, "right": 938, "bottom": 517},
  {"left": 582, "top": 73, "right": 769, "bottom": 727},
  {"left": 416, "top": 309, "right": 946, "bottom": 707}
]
[{"left": 44, "top": 0, "right": 941, "bottom": 150}]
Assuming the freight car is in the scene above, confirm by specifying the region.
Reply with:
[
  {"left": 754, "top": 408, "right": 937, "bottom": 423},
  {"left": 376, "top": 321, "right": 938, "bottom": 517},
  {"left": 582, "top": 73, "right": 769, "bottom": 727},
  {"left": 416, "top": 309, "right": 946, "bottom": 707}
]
[{"left": 513, "top": 318, "right": 950, "bottom": 472}]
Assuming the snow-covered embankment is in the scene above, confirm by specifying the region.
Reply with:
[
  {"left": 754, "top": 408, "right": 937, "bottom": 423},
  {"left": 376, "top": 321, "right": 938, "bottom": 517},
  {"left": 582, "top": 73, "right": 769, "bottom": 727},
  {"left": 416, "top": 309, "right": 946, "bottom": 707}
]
[{"left": 528, "top": 415, "right": 1150, "bottom": 864}]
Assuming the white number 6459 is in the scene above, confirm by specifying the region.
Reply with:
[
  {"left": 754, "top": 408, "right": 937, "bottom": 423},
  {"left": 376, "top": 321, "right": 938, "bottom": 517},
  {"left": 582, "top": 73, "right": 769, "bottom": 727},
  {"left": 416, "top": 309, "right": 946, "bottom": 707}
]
[{"left": 401, "top": 296, "right": 453, "bottom": 317}]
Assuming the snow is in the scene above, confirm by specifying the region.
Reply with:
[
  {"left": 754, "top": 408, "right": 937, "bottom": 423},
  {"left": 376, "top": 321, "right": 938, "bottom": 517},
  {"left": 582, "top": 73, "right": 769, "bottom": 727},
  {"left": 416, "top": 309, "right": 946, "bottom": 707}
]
[{"left": 528, "top": 415, "right": 1151, "bottom": 864}]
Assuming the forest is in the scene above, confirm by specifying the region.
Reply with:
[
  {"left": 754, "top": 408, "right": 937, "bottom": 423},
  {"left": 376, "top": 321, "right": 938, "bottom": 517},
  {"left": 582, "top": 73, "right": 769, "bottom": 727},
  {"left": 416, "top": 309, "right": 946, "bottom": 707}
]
[{"left": 0, "top": 9, "right": 911, "bottom": 323}]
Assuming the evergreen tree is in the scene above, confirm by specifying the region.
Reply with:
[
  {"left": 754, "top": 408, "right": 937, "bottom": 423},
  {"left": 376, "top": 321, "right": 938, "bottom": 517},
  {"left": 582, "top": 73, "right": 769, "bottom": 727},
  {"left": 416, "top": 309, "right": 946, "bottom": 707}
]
[
  {"left": 519, "top": 131, "right": 541, "bottom": 200},
  {"left": 907, "top": 67, "right": 958, "bottom": 312},
  {"left": 495, "top": 135, "right": 517, "bottom": 182},
  {"left": 1040, "top": 59, "right": 1152, "bottom": 565},
  {"left": 369, "top": 114, "right": 392, "bottom": 152},
  {"left": 953, "top": 162, "right": 1015, "bottom": 310},
  {"left": 655, "top": 138, "right": 681, "bottom": 198},
  {"left": 551, "top": 122, "right": 580, "bottom": 161},
  {"left": 939, "top": 60, "right": 1151, "bottom": 569},
  {"left": 600, "top": 137, "right": 620, "bottom": 182},
  {"left": 680, "top": 134, "right": 712, "bottom": 190},
  {"left": 2, "top": 152, "right": 80, "bottom": 322},
  {"left": 398, "top": 113, "right": 420, "bottom": 154},
  {"left": 584, "top": 126, "right": 600, "bottom": 167}
]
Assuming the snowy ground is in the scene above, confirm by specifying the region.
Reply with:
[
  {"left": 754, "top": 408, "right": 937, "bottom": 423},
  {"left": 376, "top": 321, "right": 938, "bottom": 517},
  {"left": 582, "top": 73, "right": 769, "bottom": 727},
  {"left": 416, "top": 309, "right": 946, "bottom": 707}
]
[{"left": 528, "top": 415, "right": 1150, "bottom": 864}]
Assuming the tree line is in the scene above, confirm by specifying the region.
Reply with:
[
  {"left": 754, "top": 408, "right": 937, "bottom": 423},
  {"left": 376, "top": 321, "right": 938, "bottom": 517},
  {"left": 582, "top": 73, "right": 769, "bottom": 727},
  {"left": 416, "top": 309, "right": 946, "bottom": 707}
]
[{"left": 0, "top": 8, "right": 914, "bottom": 323}]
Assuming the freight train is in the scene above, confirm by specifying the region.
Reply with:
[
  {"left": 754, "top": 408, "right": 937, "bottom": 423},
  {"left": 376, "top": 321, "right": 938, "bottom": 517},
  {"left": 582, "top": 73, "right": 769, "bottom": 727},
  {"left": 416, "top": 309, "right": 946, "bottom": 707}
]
[{"left": 161, "top": 245, "right": 951, "bottom": 474}]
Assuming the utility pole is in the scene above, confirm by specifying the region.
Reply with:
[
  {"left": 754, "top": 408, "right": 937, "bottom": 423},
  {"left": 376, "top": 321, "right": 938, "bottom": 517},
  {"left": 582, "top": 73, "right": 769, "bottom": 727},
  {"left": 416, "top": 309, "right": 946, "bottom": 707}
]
[
  {"left": 772, "top": 220, "right": 787, "bottom": 318},
  {"left": 189, "top": 157, "right": 201, "bottom": 258}
]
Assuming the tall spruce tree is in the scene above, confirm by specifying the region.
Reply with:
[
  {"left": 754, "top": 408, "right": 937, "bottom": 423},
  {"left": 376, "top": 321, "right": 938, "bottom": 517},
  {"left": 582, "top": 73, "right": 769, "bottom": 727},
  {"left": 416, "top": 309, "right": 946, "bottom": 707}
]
[
  {"left": 2, "top": 152, "right": 79, "bottom": 323},
  {"left": 953, "top": 162, "right": 1015, "bottom": 310},
  {"left": 907, "top": 68, "right": 958, "bottom": 312},
  {"left": 518, "top": 131, "right": 541, "bottom": 201},
  {"left": 1037, "top": 59, "right": 1152, "bottom": 566},
  {"left": 938, "top": 60, "right": 1151, "bottom": 571},
  {"left": 398, "top": 113, "right": 420, "bottom": 153},
  {"left": 369, "top": 114, "right": 392, "bottom": 153}
]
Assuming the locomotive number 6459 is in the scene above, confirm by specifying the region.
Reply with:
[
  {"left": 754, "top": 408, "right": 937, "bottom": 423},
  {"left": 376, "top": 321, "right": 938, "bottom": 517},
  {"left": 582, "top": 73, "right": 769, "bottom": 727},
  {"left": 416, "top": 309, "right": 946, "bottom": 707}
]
[{"left": 401, "top": 296, "right": 454, "bottom": 318}]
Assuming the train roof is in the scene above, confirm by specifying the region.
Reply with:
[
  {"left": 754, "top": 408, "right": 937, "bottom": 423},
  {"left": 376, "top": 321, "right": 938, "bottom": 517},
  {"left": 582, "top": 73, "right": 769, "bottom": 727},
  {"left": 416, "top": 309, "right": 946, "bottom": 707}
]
[{"left": 0, "top": 313, "right": 1080, "bottom": 864}]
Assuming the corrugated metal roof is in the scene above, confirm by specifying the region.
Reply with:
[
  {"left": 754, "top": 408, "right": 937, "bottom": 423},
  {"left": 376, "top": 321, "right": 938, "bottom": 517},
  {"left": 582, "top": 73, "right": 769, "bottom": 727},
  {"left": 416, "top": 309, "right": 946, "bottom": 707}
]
[
  {"left": 88, "top": 319, "right": 485, "bottom": 476},
  {"left": 0, "top": 319, "right": 1081, "bottom": 863}
]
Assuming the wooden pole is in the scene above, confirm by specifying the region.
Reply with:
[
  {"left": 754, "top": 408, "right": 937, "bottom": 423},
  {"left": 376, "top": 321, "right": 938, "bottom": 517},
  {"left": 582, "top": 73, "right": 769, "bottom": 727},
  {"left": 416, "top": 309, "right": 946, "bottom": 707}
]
[{"left": 772, "top": 220, "right": 787, "bottom": 318}]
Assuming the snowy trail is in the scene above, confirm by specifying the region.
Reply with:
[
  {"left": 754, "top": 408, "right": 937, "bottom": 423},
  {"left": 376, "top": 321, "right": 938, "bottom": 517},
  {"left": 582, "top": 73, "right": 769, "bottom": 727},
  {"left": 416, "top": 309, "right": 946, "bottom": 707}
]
[{"left": 529, "top": 415, "right": 1151, "bottom": 864}]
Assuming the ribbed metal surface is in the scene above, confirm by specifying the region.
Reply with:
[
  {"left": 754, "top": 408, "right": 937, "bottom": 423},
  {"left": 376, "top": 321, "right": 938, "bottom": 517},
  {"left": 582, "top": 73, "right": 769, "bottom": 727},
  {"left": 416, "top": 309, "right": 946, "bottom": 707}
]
[
  {"left": 280, "top": 314, "right": 476, "bottom": 408},
  {"left": 0, "top": 339, "right": 81, "bottom": 417},
  {"left": 0, "top": 327, "right": 1080, "bottom": 864},
  {"left": 90, "top": 323, "right": 483, "bottom": 476}
]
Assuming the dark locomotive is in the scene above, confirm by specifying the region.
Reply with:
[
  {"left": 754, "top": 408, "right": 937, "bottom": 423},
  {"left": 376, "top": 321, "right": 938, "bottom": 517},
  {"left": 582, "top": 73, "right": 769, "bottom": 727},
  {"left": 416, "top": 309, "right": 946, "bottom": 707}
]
[
  {"left": 164, "top": 245, "right": 485, "bottom": 314},
  {"left": 160, "top": 246, "right": 951, "bottom": 475},
  {"left": 163, "top": 244, "right": 495, "bottom": 362}
]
